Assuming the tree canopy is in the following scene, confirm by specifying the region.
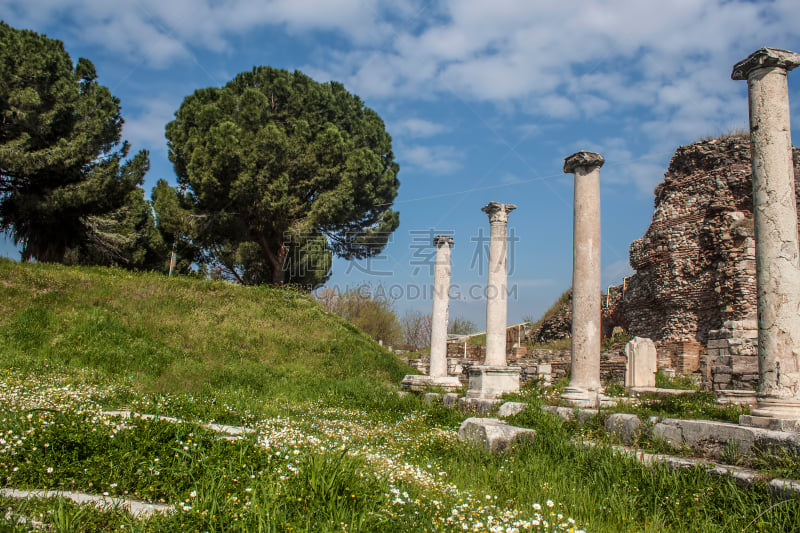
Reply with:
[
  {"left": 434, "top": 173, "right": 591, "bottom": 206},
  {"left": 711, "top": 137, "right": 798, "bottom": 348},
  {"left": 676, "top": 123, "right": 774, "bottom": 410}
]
[
  {"left": 0, "top": 22, "right": 149, "bottom": 264},
  {"left": 166, "top": 66, "right": 400, "bottom": 287}
]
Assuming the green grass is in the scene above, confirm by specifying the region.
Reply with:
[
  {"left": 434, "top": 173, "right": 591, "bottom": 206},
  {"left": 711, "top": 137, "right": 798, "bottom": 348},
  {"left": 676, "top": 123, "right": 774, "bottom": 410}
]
[
  {"left": 529, "top": 338, "right": 571, "bottom": 350},
  {"left": 655, "top": 369, "right": 700, "bottom": 391},
  {"left": 600, "top": 331, "right": 632, "bottom": 351},
  {"left": 0, "top": 260, "right": 798, "bottom": 532},
  {"left": 466, "top": 333, "right": 486, "bottom": 345},
  {"left": 605, "top": 391, "right": 750, "bottom": 424},
  {"left": 0, "top": 258, "right": 412, "bottom": 399}
]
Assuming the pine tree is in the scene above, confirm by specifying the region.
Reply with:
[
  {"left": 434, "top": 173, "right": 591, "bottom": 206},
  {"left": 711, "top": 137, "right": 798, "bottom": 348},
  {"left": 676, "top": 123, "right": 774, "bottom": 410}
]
[
  {"left": 0, "top": 22, "right": 149, "bottom": 263},
  {"left": 166, "top": 66, "right": 399, "bottom": 286}
]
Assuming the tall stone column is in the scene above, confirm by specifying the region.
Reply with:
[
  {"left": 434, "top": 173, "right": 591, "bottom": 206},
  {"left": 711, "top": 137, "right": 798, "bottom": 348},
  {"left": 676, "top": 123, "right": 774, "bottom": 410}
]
[
  {"left": 429, "top": 235, "right": 454, "bottom": 378},
  {"left": 464, "top": 202, "right": 520, "bottom": 400},
  {"left": 561, "top": 152, "right": 604, "bottom": 408},
  {"left": 400, "top": 234, "right": 461, "bottom": 393},
  {"left": 733, "top": 48, "right": 800, "bottom": 428},
  {"left": 483, "top": 202, "right": 516, "bottom": 366}
]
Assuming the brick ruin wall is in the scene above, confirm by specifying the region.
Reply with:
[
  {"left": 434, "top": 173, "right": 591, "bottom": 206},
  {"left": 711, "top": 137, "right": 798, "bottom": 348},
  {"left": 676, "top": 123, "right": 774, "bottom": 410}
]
[{"left": 610, "top": 137, "right": 800, "bottom": 390}]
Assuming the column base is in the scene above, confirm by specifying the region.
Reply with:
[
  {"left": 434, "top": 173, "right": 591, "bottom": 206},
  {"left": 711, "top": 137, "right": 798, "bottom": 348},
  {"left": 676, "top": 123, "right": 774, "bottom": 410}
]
[
  {"left": 739, "top": 397, "right": 800, "bottom": 432},
  {"left": 401, "top": 374, "right": 462, "bottom": 392},
  {"left": 466, "top": 366, "right": 521, "bottom": 399},
  {"left": 561, "top": 386, "right": 603, "bottom": 408}
]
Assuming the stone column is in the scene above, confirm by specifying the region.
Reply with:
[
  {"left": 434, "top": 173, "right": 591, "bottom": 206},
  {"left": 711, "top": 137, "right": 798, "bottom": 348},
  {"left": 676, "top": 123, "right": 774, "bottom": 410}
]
[
  {"left": 482, "top": 202, "right": 516, "bottom": 366},
  {"left": 464, "top": 202, "right": 520, "bottom": 401},
  {"left": 562, "top": 152, "right": 604, "bottom": 408},
  {"left": 429, "top": 235, "right": 454, "bottom": 378},
  {"left": 733, "top": 48, "right": 800, "bottom": 428}
]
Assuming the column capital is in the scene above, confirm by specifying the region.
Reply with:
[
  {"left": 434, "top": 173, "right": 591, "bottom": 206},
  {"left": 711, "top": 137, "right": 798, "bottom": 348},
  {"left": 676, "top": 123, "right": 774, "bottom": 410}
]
[
  {"left": 481, "top": 202, "right": 516, "bottom": 224},
  {"left": 564, "top": 151, "right": 604, "bottom": 174},
  {"left": 433, "top": 235, "right": 454, "bottom": 247},
  {"left": 732, "top": 47, "right": 800, "bottom": 81}
]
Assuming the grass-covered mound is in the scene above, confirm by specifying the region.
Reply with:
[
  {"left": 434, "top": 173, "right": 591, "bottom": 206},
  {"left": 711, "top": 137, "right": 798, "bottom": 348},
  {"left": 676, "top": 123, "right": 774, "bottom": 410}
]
[
  {"left": 0, "top": 258, "right": 412, "bottom": 398},
  {"left": 1, "top": 259, "right": 799, "bottom": 532}
]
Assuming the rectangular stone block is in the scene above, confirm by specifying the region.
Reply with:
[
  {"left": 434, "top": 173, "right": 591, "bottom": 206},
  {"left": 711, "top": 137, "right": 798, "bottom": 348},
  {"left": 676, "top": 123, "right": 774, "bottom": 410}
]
[
  {"left": 731, "top": 356, "right": 758, "bottom": 374},
  {"left": 625, "top": 337, "right": 657, "bottom": 389},
  {"left": 739, "top": 415, "right": 800, "bottom": 434},
  {"left": 713, "top": 365, "right": 732, "bottom": 375},
  {"left": 466, "top": 366, "right": 521, "bottom": 399}
]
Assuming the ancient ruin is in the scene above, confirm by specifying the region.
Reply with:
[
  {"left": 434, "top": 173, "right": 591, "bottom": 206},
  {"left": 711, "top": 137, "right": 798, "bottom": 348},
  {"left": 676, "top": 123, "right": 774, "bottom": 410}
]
[
  {"left": 733, "top": 47, "right": 800, "bottom": 427},
  {"left": 401, "top": 235, "right": 461, "bottom": 392},
  {"left": 600, "top": 135, "right": 800, "bottom": 390},
  {"left": 562, "top": 152, "right": 605, "bottom": 407},
  {"left": 465, "top": 202, "right": 521, "bottom": 399},
  {"left": 429, "top": 235, "right": 455, "bottom": 379},
  {"left": 624, "top": 337, "right": 657, "bottom": 389}
]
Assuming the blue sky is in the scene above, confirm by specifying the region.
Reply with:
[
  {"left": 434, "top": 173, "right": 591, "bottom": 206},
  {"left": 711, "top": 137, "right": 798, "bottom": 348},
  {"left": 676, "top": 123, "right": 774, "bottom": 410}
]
[{"left": 2, "top": 0, "right": 800, "bottom": 329}]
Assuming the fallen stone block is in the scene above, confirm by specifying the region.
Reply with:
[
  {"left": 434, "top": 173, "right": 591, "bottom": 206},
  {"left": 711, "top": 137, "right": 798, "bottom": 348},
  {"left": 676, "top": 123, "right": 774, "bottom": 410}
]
[
  {"left": 769, "top": 478, "right": 800, "bottom": 499},
  {"left": 497, "top": 402, "right": 528, "bottom": 418},
  {"left": 458, "top": 397, "right": 502, "bottom": 414},
  {"left": 401, "top": 374, "right": 462, "bottom": 392},
  {"left": 541, "top": 405, "right": 573, "bottom": 421},
  {"left": 442, "top": 393, "right": 460, "bottom": 407},
  {"left": 458, "top": 417, "right": 536, "bottom": 453},
  {"left": 654, "top": 418, "right": 756, "bottom": 453},
  {"left": 540, "top": 405, "right": 599, "bottom": 424},
  {"left": 604, "top": 413, "right": 645, "bottom": 445},
  {"left": 576, "top": 408, "right": 600, "bottom": 423},
  {"left": 423, "top": 392, "right": 442, "bottom": 404},
  {"left": 0, "top": 489, "right": 172, "bottom": 518}
]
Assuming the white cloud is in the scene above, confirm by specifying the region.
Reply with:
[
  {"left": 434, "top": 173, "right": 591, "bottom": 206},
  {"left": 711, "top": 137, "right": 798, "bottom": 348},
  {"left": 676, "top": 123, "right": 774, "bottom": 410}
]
[
  {"left": 392, "top": 118, "right": 449, "bottom": 138},
  {"left": 401, "top": 145, "right": 463, "bottom": 174},
  {"left": 122, "top": 97, "right": 179, "bottom": 154},
  {"left": 4, "top": 0, "right": 798, "bottom": 191}
]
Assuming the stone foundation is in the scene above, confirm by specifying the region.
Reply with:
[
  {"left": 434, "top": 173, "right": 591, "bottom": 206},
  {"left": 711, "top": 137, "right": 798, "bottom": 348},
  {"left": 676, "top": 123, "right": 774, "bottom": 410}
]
[
  {"left": 703, "top": 319, "right": 758, "bottom": 391},
  {"left": 465, "top": 366, "right": 521, "bottom": 399}
]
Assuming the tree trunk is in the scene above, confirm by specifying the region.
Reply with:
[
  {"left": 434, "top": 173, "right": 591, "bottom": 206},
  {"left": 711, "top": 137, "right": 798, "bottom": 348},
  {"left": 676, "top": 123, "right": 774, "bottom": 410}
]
[{"left": 256, "top": 231, "right": 286, "bottom": 285}]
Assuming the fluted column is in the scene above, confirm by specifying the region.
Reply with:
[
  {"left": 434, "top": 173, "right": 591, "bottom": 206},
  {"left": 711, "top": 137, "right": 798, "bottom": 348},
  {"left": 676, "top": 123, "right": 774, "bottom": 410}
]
[
  {"left": 482, "top": 202, "right": 516, "bottom": 366},
  {"left": 562, "top": 151, "right": 604, "bottom": 408},
  {"left": 733, "top": 48, "right": 800, "bottom": 424},
  {"left": 429, "top": 235, "right": 454, "bottom": 377}
]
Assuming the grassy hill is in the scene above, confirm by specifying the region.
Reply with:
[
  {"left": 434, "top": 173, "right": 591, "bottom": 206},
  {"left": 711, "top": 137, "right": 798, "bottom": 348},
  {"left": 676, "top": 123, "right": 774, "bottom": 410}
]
[
  {"left": 0, "top": 258, "right": 412, "bottom": 398},
  {"left": 1, "top": 259, "right": 798, "bottom": 532}
]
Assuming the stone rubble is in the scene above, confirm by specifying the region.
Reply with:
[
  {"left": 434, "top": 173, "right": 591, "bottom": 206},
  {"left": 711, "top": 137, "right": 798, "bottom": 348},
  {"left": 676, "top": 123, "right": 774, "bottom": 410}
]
[{"left": 458, "top": 417, "right": 536, "bottom": 453}]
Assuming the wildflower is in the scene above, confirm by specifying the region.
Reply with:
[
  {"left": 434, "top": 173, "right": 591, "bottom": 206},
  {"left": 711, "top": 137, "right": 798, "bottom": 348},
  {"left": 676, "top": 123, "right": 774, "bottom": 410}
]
[
  {"left": 190, "top": 491, "right": 197, "bottom": 498},
  {"left": 546, "top": 500, "right": 554, "bottom": 508},
  {"left": 533, "top": 503, "right": 541, "bottom": 511},
  {"left": 46, "top": 467, "right": 53, "bottom": 474}
]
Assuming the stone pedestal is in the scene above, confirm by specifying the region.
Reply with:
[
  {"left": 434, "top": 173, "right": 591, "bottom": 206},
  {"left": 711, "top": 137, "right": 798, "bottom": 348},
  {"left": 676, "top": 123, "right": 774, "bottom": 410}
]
[
  {"left": 733, "top": 47, "right": 800, "bottom": 425},
  {"left": 464, "top": 202, "right": 520, "bottom": 400},
  {"left": 562, "top": 151, "right": 604, "bottom": 408},
  {"left": 430, "top": 235, "right": 454, "bottom": 378},
  {"left": 466, "top": 366, "right": 521, "bottom": 399},
  {"left": 401, "top": 374, "right": 462, "bottom": 392},
  {"left": 625, "top": 337, "right": 657, "bottom": 389}
]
